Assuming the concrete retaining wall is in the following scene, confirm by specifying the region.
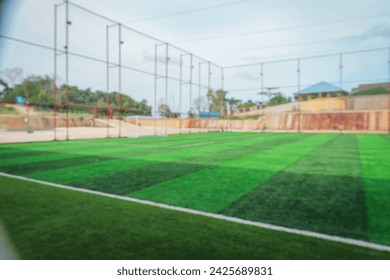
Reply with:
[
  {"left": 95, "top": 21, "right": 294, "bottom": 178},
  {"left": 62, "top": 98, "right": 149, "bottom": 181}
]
[
  {"left": 345, "top": 94, "right": 390, "bottom": 110},
  {"left": 233, "top": 95, "right": 390, "bottom": 117},
  {"left": 1, "top": 111, "right": 389, "bottom": 132},
  {"left": 136, "top": 111, "right": 390, "bottom": 132},
  {"left": 0, "top": 116, "right": 99, "bottom": 130}
]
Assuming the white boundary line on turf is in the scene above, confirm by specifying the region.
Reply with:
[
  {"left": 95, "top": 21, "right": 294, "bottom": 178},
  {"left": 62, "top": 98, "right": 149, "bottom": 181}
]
[{"left": 1, "top": 172, "right": 390, "bottom": 253}]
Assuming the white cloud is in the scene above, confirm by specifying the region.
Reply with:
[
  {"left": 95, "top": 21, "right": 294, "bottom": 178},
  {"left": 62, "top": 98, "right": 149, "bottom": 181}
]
[{"left": 349, "top": 23, "right": 390, "bottom": 42}]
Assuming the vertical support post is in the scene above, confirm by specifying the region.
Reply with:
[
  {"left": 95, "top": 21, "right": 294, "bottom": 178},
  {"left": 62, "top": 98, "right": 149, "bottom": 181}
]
[
  {"left": 339, "top": 53, "right": 344, "bottom": 133},
  {"left": 189, "top": 54, "right": 193, "bottom": 134},
  {"left": 388, "top": 47, "right": 390, "bottom": 92},
  {"left": 53, "top": 4, "right": 57, "bottom": 141},
  {"left": 260, "top": 62, "right": 264, "bottom": 133},
  {"left": 207, "top": 61, "right": 211, "bottom": 132},
  {"left": 339, "top": 53, "right": 343, "bottom": 96},
  {"left": 179, "top": 54, "right": 183, "bottom": 134},
  {"left": 388, "top": 47, "right": 390, "bottom": 90},
  {"left": 118, "top": 23, "right": 122, "bottom": 138},
  {"left": 154, "top": 44, "right": 158, "bottom": 136},
  {"left": 221, "top": 67, "right": 225, "bottom": 131},
  {"left": 106, "top": 25, "right": 110, "bottom": 138},
  {"left": 198, "top": 62, "right": 202, "bottom": 133},
  {"left": 297, "top": 58, "right": 301, "bottom": 133},
  {"left": 388, "top": 47, "right": 390, "bottom": 134},
  {"left": 165, "top": 43, "right": 169, "bottom": 136},
  {"left": 65, "top": 0, "right": 70, "bottom": 140}
]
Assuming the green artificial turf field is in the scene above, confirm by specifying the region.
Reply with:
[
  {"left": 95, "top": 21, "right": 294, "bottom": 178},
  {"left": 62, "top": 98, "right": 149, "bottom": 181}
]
[
  {"left": 0, "top": 132, "right": 389, "bottom": 258},
  {"left": 0, "top": 175, "right": 389, "bottom": 260}
]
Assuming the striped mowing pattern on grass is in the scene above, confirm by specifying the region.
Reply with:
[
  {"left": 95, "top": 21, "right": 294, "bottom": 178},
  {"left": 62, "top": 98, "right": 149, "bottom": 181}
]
[
  {"left": 358, "top": 134, "right": 390, "bottom": 246},
  {"left": 0, "top": 132, "right": 389, "bottom": 247},
  {"left": 129, "top": 134, "right": 334, "bottom": 212},
  {"left": 222, "top": 134, "right": 369, "bottom": 240},
  {"left": 72, "top": 133, "right": 307, "bottom": 195},
  {"left": 22, "top": 133, "right": 272, "bottom": 184}
]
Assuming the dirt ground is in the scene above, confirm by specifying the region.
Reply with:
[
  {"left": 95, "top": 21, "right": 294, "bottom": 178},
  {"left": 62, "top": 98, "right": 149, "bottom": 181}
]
[
  {"left": 2, "top": 125, "right": 388, "bottom": 144},
  {"left": 0, "top": 126, "right": 211, "bottom": 144}
]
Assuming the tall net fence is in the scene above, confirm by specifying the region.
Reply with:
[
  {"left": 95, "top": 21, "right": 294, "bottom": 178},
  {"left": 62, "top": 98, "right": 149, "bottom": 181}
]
[
  {"left": 0, "top": 1, "right": 389, "bottom": 143},
  {"left": 223, "top": 48, "right": 390, "bottom": 133}
]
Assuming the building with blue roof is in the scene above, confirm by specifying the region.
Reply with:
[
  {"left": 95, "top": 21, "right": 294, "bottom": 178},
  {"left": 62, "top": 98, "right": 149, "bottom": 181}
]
[
  {"left": 199, "top": 112, "right": 221, "bottom": 118},
  {"left": 294, "top": 81, "right": 348, "bottom": 100}
]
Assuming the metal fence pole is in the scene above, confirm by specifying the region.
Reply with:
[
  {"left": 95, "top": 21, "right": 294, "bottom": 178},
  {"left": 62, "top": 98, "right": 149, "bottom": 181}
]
[
  {"left": 297, "top": 58, "right": 301, "bottom": 133},
  {"left": 189, "top": 54, "right": 193, "bottom": 134},
  {"left": 53, "top": 4, "right": 58, "bottom": 141},
  {"left": 221, "top": 67, "right": 225, "bottom": 131},
  {"left": 208, "top": 61, "right": 211, "bottom": 132},
  {"left": 154, "top": 44, "right": 158, "bottom": 136},
  {"left": 260, "top": 63, "right": 264, "bottom": 133},
  {"left": 165, "top": 43, "right": 169, "bottom": 136},
  {"left": 106, "top": 25, "right": 110, "bottom": 138},
  {"left": 118, "top": 23, "right": 123, "bottom": 138},
  {"left": 65, "top": 0, "right": 70, "bottom": 140},
  {"left": 388, "top": 47, "right": 390, "bottom": 134},
  {"left": 179, "top": 54, "right": 183, "bottom": 134},
  {"left": 339, "top": 53, "right": 344, "bottom": 133},
  {"left": 198, "top": 62, "right": 202, "bottom": 133},
  {"left": 339, "top": 53, "right": 343, "bottom": 95}
]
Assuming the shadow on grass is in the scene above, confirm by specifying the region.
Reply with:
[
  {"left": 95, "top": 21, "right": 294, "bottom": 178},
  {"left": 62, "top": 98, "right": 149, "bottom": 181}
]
[
  {"left": 221, "top": 171, "right": 369, "bottom": 241},
  {"left": 72, "top": 134, "right": 311, "bottom": 195}
]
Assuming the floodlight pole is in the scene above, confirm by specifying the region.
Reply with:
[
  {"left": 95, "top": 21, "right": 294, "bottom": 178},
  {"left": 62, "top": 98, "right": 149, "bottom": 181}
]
[{"left": 297, "top": 59, "right": 302, "bottom": 133}]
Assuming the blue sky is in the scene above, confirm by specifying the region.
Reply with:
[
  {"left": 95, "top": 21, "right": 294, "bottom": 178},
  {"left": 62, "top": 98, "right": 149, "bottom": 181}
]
[{"left": 1, "top": 0, "right": 390, "bottom": 110}]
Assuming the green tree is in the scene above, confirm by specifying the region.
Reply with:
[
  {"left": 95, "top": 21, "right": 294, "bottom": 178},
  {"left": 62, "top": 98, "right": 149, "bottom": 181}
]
[
  {"left": 226, "top": 97, "right": 241, "bottom": 111},
  {"left": 206, "top": 89, "right": 227, "bottom": 113},
  {"left": 267, "top": 93, "right": 289, "bottom": 106},
  {"left": 0, "top": 79, "right": 10, "bottom": 99},
  {"left": 134, "top": 99, "right": 151, "bottom": 115},
  {"left": 2, "top": 74, "right": 152, "bottom": 115},
  {"left": 238, "top": 99, "right": 256, "bottom": 109}
]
